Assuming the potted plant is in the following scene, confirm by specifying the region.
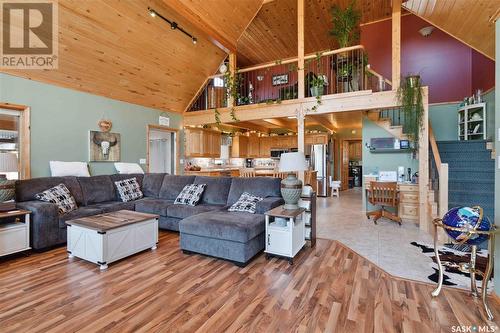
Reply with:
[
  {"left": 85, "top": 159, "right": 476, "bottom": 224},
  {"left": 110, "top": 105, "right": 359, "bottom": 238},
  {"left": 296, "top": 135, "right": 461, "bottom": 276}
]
[
  {"left": 310, "top": 74, "right": 327, "bottom": 97},
  {"left": 397, "top": 74, "right": 424, "bottom": 150},
  {"left": 329, "top": 0, "right": 361, "bottom": 51}
]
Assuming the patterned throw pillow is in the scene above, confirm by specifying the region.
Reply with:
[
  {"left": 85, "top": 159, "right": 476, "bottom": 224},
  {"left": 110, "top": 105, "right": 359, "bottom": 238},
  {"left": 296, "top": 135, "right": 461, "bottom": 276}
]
[
  {"left": 174, "top": 184, "right": 206, "bottom": 206},
  {"left": 228, "top": 192, "right": 263, "bottom": 214},
  {"left": 114, "top": 177, "right": 143, "bottom": 202},
  {"left": 35, "top": 184, "right": 78, "bottom": 214}
]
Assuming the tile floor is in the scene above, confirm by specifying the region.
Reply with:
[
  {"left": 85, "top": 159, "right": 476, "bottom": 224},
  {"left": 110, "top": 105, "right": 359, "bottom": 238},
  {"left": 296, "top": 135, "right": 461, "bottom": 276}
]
[{"left": 316, "top": 188, "right": 435, "bottom": 283}]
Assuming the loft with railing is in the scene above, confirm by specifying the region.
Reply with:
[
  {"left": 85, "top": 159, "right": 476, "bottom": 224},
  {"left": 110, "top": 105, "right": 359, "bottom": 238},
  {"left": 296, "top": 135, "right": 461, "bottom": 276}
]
[{"left": 188, "top": 46, "right": 391, "bottom": 112}]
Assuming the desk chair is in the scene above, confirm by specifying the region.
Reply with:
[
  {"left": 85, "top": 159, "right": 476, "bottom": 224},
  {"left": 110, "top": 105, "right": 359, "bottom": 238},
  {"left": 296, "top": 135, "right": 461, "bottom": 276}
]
[
  {"left": 240, "top": 168, "right": 256, "bottom": 177},
  {"left": 366, "top": 181, "right": 402, "bottom": 225}
]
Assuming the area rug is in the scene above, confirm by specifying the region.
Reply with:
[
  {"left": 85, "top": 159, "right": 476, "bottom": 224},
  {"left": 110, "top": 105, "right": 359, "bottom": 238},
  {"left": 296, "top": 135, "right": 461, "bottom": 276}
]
[{"left": 410, "top": 242, "right": 494, "bottom": 292}]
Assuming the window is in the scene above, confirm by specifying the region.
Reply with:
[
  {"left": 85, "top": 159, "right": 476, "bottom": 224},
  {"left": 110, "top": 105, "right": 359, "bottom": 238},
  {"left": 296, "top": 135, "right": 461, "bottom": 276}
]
[{"left": 213, "top": 77, "right": 224, "bottom": 87}]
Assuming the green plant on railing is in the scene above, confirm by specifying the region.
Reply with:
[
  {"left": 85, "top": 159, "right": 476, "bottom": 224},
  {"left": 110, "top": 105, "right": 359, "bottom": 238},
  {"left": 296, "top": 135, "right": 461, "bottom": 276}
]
[
  {"left": 230, "top": 107, "right": 238, "bottom": 122},
  {"left": 214, "top": 108, "right": 221, "bottom": 126},
  {"left": 329, "top": 0, "right": 361, "bottom": 48},
  {"left": 397, "top": 74, "right": 424, "bottom": 150}
]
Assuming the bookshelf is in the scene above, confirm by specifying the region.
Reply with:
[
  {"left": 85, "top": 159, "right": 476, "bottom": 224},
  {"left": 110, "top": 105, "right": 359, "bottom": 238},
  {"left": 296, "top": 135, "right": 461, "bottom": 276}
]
[
  {"left": 299, "top": 191, "right": 316, "bottom": 247},
  {"left": 458, "top": 103, "right": 486, "bottom": 140}
]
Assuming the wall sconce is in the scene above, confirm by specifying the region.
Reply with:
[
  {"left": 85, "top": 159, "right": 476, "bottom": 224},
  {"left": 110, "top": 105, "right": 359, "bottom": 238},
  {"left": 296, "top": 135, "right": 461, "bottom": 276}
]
[
  {"left": 418, "top": 26, "right": 434, "bottom": 37},
  {"left": 148, "top": 7, "right": 198, "bottom": 45},
  {"left": 257, "top": 75, "right": 264, "bottom": 81}
]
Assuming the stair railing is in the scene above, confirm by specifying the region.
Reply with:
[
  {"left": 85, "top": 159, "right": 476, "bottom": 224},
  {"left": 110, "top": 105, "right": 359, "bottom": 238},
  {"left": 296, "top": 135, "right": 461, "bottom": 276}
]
[{"left": 429, "top": 124, "right": 449, "bottom": 219}]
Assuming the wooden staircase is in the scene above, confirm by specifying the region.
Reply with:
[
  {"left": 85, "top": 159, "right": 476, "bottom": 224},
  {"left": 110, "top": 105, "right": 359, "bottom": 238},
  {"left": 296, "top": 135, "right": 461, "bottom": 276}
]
[{"left": 367, "top": 110, "right": 408, "bottom": 140}]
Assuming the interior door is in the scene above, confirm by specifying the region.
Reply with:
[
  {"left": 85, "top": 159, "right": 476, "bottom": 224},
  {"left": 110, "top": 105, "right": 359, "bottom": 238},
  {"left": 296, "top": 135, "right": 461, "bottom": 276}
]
[{"left": 149, "top": 129, "right": 175, "bottom": 174}]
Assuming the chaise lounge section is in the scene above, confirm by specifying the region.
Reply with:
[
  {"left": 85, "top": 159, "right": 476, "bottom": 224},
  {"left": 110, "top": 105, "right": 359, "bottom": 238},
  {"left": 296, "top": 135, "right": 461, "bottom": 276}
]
[{"left": 15, "top": 173, "right": 283, "bottom": 265}]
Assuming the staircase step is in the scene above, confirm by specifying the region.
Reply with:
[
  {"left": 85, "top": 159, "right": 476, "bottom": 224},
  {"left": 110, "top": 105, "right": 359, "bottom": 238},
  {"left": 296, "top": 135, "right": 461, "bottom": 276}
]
[
  {"left": 448, "top": 179, "right": 494, "bottom": 192},
  {"left": 438, "top": 159, "right": 495, "bottom": 169},
  {"left": 440, "top": 151, "right": 493, "bottom": 160},
  {"left": 449, "top": 190, "right": 493, "bottom": 204},
  {"left": 437, "top": 140, "right": 488, "bottom": 152},
  {"left": 448, "top": 169, "right": 494, "bottom": 179}
]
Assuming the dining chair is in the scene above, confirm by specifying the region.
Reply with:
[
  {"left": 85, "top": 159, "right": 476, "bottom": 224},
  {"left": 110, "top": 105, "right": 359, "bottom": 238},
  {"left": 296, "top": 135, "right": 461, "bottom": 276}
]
[
  {"left": 240, "top": 168, "right": 256, "bottom": 177},
  {"left": 272, "top": 168, "right": 287, "bottom": 179},
  {"left": 366, "top": 181, "right": 401, "bottom": 225}
]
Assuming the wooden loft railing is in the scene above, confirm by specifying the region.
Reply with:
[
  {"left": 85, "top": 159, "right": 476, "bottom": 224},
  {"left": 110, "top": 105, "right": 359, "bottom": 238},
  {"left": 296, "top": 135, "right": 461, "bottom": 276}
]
[
  {"left": 187, "top": 45, "right": 391, "bottom": 112},
  {"left": 429, "top": 125, "right": 449, "bottom": 221}
]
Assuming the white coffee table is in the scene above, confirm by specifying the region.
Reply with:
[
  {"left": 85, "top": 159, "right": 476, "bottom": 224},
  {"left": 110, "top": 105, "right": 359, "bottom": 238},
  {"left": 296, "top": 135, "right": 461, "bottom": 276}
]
[{"left": 66, "top": 210, "right": 159, "bottom": 270}]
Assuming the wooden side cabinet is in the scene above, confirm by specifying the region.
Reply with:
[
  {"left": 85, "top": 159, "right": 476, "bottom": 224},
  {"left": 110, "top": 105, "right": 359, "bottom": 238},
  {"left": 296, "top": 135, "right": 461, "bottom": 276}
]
[
  {"left": 398, "top": 184, "right": 419, "bottom": 222},
  {"left": 0, "top": 210, "right": 31, "bottom": 257},
  {"left": 264, "top": 206, "right": 305, "bottom": 264},
  {"left": 232, "top": 135, "right": 249, "bottom": 158}
]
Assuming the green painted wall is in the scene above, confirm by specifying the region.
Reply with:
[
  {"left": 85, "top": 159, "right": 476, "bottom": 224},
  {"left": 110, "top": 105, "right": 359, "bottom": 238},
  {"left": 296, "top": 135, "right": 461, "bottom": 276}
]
[
  {"left": 0, "top": 73, "right": 182, "bottom": 177},
  {"left": 428, "top": 90, "right": 495, "bottom": 142},
  {"left": 495, "top": 20, "right": 500, "bottom": 296},
  {"left": 361, "top": 116, "right": 418, "bottom": 210}
]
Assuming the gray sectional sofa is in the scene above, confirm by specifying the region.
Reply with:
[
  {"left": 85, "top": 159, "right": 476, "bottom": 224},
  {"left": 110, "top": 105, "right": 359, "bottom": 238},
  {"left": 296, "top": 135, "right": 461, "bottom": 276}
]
[{"left": 15, "top": 173, "right": 283, "bottom": 266}]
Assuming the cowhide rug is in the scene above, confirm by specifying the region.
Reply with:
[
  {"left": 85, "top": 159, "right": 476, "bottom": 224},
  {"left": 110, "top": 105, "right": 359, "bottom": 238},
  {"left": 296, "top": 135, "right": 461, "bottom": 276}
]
[{"left": 410, "top": 242, "right": 494, "bottom": 292}]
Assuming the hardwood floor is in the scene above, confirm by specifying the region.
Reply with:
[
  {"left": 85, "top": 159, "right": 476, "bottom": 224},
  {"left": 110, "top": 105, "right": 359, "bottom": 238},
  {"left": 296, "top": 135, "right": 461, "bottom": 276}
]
[{"left": 0, "top": 231, "right": 498, "bottom": 332}]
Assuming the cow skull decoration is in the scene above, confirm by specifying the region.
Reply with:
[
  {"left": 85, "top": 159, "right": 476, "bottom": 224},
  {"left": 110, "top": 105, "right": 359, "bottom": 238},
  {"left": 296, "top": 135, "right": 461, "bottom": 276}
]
[{"left": 92, "top": 132, "right": 118, "bottom": 160}]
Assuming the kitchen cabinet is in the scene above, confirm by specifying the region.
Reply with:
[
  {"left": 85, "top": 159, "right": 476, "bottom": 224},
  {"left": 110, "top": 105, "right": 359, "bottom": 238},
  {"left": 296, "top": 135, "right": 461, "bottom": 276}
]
[
  {"left": 348, "top": 141, "right": 362, "bottom": 160},
  {"left": 248, "top": 134, "right": 260, "bottom": 158},
  {"left": 259, "top": 137, "right": 272, "bottom": 157},
  {"left": 232, "top": 135, "right": 249, "bottom": 158},
  {"left": 305, "top": 133, "right": 328, "bottom": 145},
  {"left": 184, "top": 128, "right": 220, "bottom": 158}
]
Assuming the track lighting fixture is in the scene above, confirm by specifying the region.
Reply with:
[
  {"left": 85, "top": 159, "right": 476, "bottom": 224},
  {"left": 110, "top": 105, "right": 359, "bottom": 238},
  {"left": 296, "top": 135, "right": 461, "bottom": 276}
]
[{"left": 148, "top": 7, "right": 197, "bottom": 45}]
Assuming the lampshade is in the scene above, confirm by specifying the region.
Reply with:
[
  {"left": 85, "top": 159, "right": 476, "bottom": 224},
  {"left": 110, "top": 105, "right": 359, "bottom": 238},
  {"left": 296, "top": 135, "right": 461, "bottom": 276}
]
[
  {"left": 279, "top": 152, "right": 308, "bottom": 172},
  {"left": 0, "top": 153, "right": 18, "bottom": 173}
]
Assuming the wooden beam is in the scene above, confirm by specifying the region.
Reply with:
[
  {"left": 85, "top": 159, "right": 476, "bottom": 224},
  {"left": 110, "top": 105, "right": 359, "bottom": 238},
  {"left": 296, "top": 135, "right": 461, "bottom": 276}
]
[
  {"left": 230, "top": 121, "right": 270, "bottom": 133},
  {"left": 162, "top": 0, "right": 236, "bottom": 53},
  {"left": 297, "top": 0, "right": 305, "bottom": 99},
  {"left": 297, "top": 107, "right": 305, "bottom": 182},
  {"left": 227, "top": 53, "right": 237, "bottom": 107},
  {"left": 308, "top": 114, "right": 337, "bottom": 133},
  {"left": 392, "top": 0, "right": 401, "bottom": 89},
  {"left": 261, "top": 118, "right": 297, "bottom": 132},
  {"left": 419, "top": 87, "right": 429, "bottom": 233},
  {"left": 184, "top": 90, "right": 400, "bottom": 126}
]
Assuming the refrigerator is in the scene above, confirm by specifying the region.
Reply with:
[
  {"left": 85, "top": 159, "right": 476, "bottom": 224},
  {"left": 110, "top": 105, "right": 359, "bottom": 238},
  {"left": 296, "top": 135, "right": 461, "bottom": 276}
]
[{"left": 307, "top": 144, "right": 329, "bottom": 197}]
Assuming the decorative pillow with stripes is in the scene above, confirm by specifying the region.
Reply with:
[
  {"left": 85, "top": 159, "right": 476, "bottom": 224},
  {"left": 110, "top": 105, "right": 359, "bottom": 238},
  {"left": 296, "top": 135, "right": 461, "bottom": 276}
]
[
  {"left": 228, "top": 192, "right": 263, "bottom": 214},
  {"left": 114, "top": 177, "right": 143, "bottom": 202},
  {"left": 35, "top": 184, "right": 78, "bottom": 214},
  {"left": 174, "top": 184, "right": 206, "bottom": 206}
]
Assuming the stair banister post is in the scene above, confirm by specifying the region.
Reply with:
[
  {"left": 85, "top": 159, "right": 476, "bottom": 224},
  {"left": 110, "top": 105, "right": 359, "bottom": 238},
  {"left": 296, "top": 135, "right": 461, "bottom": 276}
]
[{"left": 419, "top": 87, "right": 430, "bottom": 232}]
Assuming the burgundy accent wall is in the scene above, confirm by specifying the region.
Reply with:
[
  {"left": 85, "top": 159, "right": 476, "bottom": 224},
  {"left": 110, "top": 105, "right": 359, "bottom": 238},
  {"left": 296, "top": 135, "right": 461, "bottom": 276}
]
[
  {"left": 471, "top": 49, "right": 495, "bottom": 94},
  {"left": 361, "top": 14, "right": 495, "bottom": 103}
]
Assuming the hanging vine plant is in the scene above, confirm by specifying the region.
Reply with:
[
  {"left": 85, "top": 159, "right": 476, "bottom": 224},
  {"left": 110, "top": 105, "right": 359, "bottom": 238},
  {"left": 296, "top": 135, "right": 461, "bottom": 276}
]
[
  {"left": 214, "top": 108, "right": 221, "bottom": 126},
  {"left": 397, "top": 74, "right": 424, "bottom": 150}
]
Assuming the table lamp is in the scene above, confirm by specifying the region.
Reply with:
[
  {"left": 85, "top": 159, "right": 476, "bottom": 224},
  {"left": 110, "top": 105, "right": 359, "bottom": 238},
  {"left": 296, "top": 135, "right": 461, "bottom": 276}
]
[
  {"left": 279, "top": 152, "right": 308, "bottom": 210},
  {"left": 0, "top": 152, "right": 18, "bottom": 211}
]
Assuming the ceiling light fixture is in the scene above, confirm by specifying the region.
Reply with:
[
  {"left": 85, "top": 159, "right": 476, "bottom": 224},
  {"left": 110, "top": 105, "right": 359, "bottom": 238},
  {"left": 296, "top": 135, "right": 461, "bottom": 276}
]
[
  {"left": 418, "top": 26, "right": 434, "bottom": 37},
  {"left": 148, "top": 7, "right": 197, "bottom": 45}
]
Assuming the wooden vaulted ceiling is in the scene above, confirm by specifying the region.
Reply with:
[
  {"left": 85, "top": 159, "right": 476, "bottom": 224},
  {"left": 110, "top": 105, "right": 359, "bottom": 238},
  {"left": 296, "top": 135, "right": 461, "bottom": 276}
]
[
  {"left": 402, "top": 0, "right": 500, "bottom": 60},
  {"left": 1, "top": 0, "right": 262, "bottom": 113},
  {"left": 237, "top": 0, "right": 393, "bottom": 66}
]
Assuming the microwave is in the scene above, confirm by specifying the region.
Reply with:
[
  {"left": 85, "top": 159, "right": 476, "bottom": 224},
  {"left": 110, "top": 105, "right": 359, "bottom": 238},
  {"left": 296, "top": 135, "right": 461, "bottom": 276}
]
[{"left": 270, "top": 149, "right": 288, "bottom": 158}]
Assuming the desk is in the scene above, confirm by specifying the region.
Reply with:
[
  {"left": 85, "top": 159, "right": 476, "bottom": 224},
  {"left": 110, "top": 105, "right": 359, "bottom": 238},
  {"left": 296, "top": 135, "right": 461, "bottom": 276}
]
[{"left": 364, "top": 176, "right": 419, "bottom": 223}]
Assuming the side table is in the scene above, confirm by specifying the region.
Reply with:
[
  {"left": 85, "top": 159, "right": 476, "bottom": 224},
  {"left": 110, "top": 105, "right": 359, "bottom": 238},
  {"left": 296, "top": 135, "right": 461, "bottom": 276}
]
[
  {"left": 0, "top": 209, "right": 31, "bottom": 257},
  {"left": 264, "top": 205, "right": 305, "bottom": 264}
]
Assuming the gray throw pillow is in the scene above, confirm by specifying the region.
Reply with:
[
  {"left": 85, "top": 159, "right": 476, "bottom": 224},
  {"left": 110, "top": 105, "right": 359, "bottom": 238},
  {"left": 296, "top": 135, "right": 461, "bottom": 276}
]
[
  {"left": 174, "top": 184, "right": 206, "bottom": 206},
  {"left": 228, "top": 192, "right": 263, "bottom": 213},
  {"left": 35, "top": 184, "right": 77, "bottom": 214},
  {"left": 114, "top": 177, "right": 143, "bottom": 202}
]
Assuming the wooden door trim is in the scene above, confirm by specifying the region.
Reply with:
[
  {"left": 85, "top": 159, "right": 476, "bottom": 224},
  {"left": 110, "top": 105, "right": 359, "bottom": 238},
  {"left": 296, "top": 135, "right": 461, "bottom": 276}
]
[
  {"left": 146, "top": 125, "right": 180, "bottom": 175},
  {"left": 0, "top": 102, "right": 30, "bottom": 179}
]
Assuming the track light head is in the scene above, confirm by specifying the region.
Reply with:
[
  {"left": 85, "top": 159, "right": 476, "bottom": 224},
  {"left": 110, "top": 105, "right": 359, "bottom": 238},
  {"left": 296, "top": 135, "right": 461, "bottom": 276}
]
[
  {"left": 192, "top": 37, "right": 197, "bottom": 45},
  {"left": 170, "top": 22, "right": 178, "bottom": 30},
  {"left": 148, "top": 8, "right": 156, "bottom": 17}
]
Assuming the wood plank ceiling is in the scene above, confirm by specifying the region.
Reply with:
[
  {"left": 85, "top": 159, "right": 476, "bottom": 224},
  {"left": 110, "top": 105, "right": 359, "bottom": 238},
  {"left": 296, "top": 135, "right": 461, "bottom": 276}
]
[
  {"left": 1, "top": 0, "right": 262, "bottom": 113},
  {"left": 402, "top": 0, "right": 500, "bottom": 60},
  {"left": 237, "top": 0, "right": 393, "bottom": 66}
]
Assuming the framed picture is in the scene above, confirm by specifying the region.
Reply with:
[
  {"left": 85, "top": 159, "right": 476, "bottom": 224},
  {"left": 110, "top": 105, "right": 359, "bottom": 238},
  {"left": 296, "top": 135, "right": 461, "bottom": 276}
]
[
  {"left": 272, "top": 74, "right": 288, "bottom": 86},
  {"left": 89, "top": 131, "right": 121, "bottom": 162}
]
